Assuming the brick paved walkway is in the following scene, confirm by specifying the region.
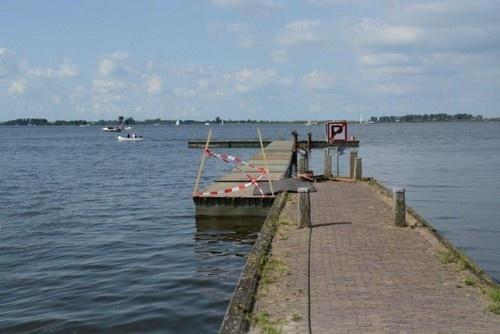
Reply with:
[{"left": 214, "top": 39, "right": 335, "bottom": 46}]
[{"left": 251, "top": 181, "right": 500, "bottom": 333}]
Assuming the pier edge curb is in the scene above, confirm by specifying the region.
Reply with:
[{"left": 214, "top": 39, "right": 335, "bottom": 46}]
[{"left": 219, "top": 192, "right": 288, "bottom": 334}]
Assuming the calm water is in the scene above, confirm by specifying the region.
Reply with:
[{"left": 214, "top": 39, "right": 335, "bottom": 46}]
[{"left": 1, "top": 122, "right": 499, "bottom": 333}]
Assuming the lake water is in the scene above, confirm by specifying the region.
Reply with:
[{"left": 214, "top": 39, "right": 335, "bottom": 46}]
[{"left": 1, "top": 122, "right": 499, "bottom": 333}]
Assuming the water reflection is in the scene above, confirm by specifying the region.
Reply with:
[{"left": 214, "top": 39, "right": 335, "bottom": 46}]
[
  {"left": 192, "top": 217, "right": 265, "bottom": 310},
  {"left": 194, "top": 216, "right": 265, "bottom": 247}
]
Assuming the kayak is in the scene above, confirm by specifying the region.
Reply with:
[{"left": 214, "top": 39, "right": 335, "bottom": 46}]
[{"left": 117, "top": 135, "right": 143, "bottom": 141}]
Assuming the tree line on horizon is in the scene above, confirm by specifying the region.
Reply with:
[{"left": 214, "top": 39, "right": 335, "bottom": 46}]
[
  {"left": 370, "top": 113, "right": 483, "bottom": 123},
  {"left": 1, "top": 113, "right": 495, "bottom": 126}
]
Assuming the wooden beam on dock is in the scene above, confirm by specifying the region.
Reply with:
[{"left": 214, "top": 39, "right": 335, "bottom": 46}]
[{"left": 188, "top": 139, "right": 359, "bottom": 149}]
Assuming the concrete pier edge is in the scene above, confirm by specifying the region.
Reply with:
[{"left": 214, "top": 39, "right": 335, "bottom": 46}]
[
  {"left": 365, "top": 177, "right": 497, "bottom": 287},
  {"left": 219, "top": 192, "right": 288, "bottom": 334}
]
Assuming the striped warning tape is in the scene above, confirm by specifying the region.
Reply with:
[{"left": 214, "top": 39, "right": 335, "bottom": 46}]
[
  {"left": 204, "top": 149, "right": 268, "bottom": 174},
  {"left": 196, "top": 174, "right": 265, "bottom": 197}
]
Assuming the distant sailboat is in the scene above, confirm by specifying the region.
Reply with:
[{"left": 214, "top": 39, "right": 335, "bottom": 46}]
[
  {"left": 220, "top": 119, "right": 224, "bottom": 126},
  {"left": 175, "top": 119, "right": 180, "bottom": 126},
  {"left": 359, "top": 114, "right": 364, "bottom": 125}
]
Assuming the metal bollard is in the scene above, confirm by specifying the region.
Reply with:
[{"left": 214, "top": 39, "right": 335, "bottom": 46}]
[
  {"left": 349, "top": 150, "right": 358, "bottom": 178},
  {"left": 298, "top": 187, "right": 311, "bottom": 228},
  {"left": 393, "top": 188, "right": 407, "bottom": 226},
  {"left": 354, "top": 157, "right": 362, "bottom": 180},
  {"left": 324, "top": 149, "right": 332, "bottom": 178}
]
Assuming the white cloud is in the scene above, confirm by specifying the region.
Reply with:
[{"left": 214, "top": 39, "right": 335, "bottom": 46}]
[
  {"left": 359, "top": 53, "right": 413, "bottom": 67},
  {"left": 278, "top": 20, "right": 321, "bottom": 46},
  {"left": 92, "top": 78, "right": 125, "bottom": 94},
  {"left": 96, "top": 52, "right": 131, "bottom": 78},
  {"left": 355, "top": 19, "right": 424, "bottom": 46},
  {"left": 272, "top": 49, "right": 288, "bottom": 63},
  {"left": 209, "top": 22, "right": 255, "bottom": 48},
  {"left": 173, "top": 88, "right": 197, "bottom": 97},
  {"left": 8, "top": 79, "right": 27, "bottom": 96},
  {"left": 237, "top": 35, "right": 255, "bottom": 48},
  {"left": 225, "top": 68, "right": 277, "bottom": 92},
  {"left": 210, "top": 0, "right": 284, "bottom": 10},
  {"left": 145, "top": 73, "right": 162, "bottom": 94},
  {"left": 0, "top": 48, "right": 17, "bottom": 78},
  {"left": 302, "top": 70, "right": 334, "bottom": 90},
  {"left": 27, "top": 58, "right": 79, "bottom": 78},
  {"left": 98, "top": 59, "right": 115, "bottom": 77},
  {"left": 375, "top": 83, "right": 417, "bottom": 95},
  {"left": 0, "top": 48, "right": 12, "bottom": 56},
  {"left": 107, "top": 51, "right": 129, "bottom": 61}
]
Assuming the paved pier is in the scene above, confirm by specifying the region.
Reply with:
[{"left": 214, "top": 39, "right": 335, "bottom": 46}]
[{"left": 251, "top": 181, "right": 500, "bottom": 333}]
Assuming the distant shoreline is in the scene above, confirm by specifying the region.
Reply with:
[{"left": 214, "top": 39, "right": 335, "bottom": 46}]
[{"left": 0, "top": 114, "right": 497, "bottom": 126}]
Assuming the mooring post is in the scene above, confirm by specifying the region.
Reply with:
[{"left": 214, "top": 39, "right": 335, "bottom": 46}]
[
  {"left": 354, "top": 157, "right": 362, "bottom": 180},
  {"left": 323, "top": 148, "right": 332, "bottom": 178},
  {"left": 292, "top": 131, "right": 298, "bottom": 173},
  {"left": 307, "top": 132, "right": 312, "bottom": 152},
  {"left": 393, "top": 188, "right": 407, "bottom": 226},
  {"left": 349, "top": 150, "right": 358, "bottom": 179},
  {"left": 298, "top": 187, "right": 311, "bottom": 228},
  {"left": 305, "top": 151, "right": 309, "bottom": 171},
  {"left": 298, "top": 155, "right": 306, "bottom": 173}
]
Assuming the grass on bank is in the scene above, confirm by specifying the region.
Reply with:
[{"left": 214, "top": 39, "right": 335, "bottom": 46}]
[
  {"left": 251, "top": 312, "right": 283, "bottom": 334},
  {"left": 438, "top": 249, "right": 500, "bottom": 314},
  {"left": 488, "top": 287, "right": 500, "bottom": 314}
]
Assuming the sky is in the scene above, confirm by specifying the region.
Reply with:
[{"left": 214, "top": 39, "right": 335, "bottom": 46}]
[{"left": 1, "top": 0, "right": 499, "bottom": 121}]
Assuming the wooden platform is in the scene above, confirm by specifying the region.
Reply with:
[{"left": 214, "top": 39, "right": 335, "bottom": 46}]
[
  {"left": 193, "top": 140, "right": 294, "bottom": 217},
  {"left": 188, "top": 139, "right": 359, "bottom": 149}
]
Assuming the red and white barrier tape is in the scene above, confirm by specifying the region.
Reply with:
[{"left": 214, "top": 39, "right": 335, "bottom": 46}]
[
  {"left": 196, "top": 174, "right": 265, "bottom": 197},
  {"left": 204, "top": 149, "right": 268, "bottom": 174}
]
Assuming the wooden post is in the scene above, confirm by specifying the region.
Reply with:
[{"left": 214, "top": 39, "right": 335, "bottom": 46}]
[
  {"left": 305, "top": 151, "right": 309, "bottom": 172},
  {"left": 298, "top": 187, "right": 311, "bottom": 228},
  {"left": 257, "top": 128, "right": 274, "bottom": 197},
  {"left": 307, "top": 132, "right": 312, "bottom": 152},
  {"left": 193, "top": 129, "right": 212, "bottom": 194},
  {"left": 393, "top": 188, "right": 407, "bottom": 226},
  {"left": 354, "top": 157, "right": 362, "bottom": 180},
  {"left": 349, "top": 150, "right": 358, "bottom": 179},
  {"left": 323, "top": 149, "right": 331, "bottom": 178},
  {"left": 298, "top": 156, "right": 306, "bottom": 173},
  {"left": 292, "top": 130, "right": 298, "bottom": 152},
  {"left": 292, "top": 131, "right": 298, "bottom": 172}
]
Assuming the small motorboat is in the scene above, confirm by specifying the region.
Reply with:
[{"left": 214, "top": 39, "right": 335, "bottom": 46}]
[
  {"left": 117, "top": 133, "right": 143, "bottom": 142},
  {"left": 102, "top": 126, "right": 122, "bottom": 132}
]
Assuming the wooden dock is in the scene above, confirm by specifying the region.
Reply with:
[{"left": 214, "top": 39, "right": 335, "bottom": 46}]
[
  {"left": 188, "top": 139, "right": 359, "bottom": 149},
  {"left": 193, "top": 140, "right": 295, "bottom": 217},
  {"left": 220, "top": 180, "right": 500, "bottom": 333}
]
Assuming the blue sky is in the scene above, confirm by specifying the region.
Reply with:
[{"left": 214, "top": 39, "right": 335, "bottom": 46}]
[{"left": 1, "top": 0, "right": 499, "bottom": 121}]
